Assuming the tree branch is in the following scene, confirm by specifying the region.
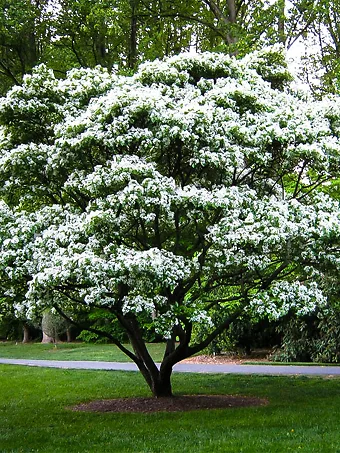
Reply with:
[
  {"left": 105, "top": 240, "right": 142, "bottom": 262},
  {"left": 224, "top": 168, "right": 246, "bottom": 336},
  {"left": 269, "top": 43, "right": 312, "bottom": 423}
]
[{"left": 52, "top": 304, "right": 138, "bottom": 363}]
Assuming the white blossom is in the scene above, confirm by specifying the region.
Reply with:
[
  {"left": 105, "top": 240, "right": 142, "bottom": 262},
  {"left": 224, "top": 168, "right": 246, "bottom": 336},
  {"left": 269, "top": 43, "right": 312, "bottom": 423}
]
[{"left": 0, "top": 49, "right": 340, "bottom": 336}]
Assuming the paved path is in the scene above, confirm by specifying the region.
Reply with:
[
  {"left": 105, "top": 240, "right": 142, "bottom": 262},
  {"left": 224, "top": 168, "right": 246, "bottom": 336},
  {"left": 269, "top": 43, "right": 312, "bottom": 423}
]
[{"left": 0, "top": 358, "right": 339, "bottom": 376}]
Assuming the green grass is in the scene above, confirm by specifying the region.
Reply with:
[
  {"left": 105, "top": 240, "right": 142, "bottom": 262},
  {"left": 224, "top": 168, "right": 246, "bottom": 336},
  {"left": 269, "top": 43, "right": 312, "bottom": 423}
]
[
  {"left": 1, "top": 342, "right": 339, "bottom": 369},
  {"left": 1, "top": 342, "right": 339, "bottom": 368},
  {"left": 244, "top": 361, "right": 340, "bottom": 366},
  {"left": 0, "top": 365, "right": 339, "bottom": 452},
  {"left": 0, "top": 341, "right": 166, "bottom": 362}
]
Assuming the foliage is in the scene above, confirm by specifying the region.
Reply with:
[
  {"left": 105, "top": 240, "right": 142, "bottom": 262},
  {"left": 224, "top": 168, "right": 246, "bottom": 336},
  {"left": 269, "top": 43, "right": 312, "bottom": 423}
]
[
  {"left": 191, "top": 310, "right": 236, "bottom": 356},
  {"left": 0, "top": 0, "right": 54, "bottom": 94},
  {"left": 0, "top": 0, "right": 336, "bottom": 95},
  {"left": 1, "top": 48, "right": 340, "bottom": 396},
  {"left": 271, "top": 307, "right": 340, "bottom": 363},
  {"left": 271, "top": 316, "right": 316, "bottom": 362},
  {"left": 314, "top": 308, "right": 340, "bottom": 362},
  {"left": 76, "top": 309, "right": 128, "bottom": 344},
  {"left": 292, "top": 0, "right": 340, "bottom": 94},
  {"left": 41, "top": 309, "right": 67, "bottom": 341},
  {"left": 193, "top": 312, "right": 278, "bottom": 356},
  {"left": 0, "top": 312, "right": 21, "bottom": 340}
]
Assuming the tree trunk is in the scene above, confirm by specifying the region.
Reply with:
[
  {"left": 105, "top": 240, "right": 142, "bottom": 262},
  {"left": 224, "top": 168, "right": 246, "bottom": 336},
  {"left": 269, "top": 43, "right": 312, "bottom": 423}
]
[
  {"left": 123, "top": 315, "right": 174, "bottom": 397},
  {"left": 54, "top": 331, "right": 60, "bottom": 343},
  {"left": 204, "top": 0, "right": 238, "bottom": 46},
  {"left": 128, "top": 1, "right": 138, "bottom": 68},
  {"left": 133, "top": 359, "right": 173, "bottom": 397},
  {"left": 66, "top": 325, "right": 73, "bottom": 343},
  {"left": 151, "top": 373, "right": 173, "bottom": 397},
  {"left": 22, "top": 323, "right": 30, "bottom": 343},
  {"left": 41, "top": 331, "right": 54, "bottom": 343},
  {"left": 227, "top": 0, "right": 237, "bottom": 24},
  {"left": 278, "top": 0, "right": 286, "bottom": 44}
]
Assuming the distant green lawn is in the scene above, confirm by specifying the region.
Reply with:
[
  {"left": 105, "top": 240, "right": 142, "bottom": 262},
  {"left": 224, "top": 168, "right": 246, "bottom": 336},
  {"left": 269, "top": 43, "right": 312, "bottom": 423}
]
[
  {"left": 0, "top": 365, "right": 339, "bottom": 452},
  {"left": 0, "top": 341, "right": 166, "bottom": 362},
  {"left": 1, "top": 342, "right": 339, "bottom": 367}
]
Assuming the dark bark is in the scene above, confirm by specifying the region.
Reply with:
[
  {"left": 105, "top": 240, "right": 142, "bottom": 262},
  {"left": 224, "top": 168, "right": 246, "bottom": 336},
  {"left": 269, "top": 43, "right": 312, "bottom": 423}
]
[
  {"left": 152, "top": 367, "right": 173, "bottom": 397},
  {"left": 227, "top": 0, "right": 237, "bottom": 24},
  {"left": 128, "top": 1, "right": 138, "bottom": 69},
  {"left": 25, "top": 31, "right": 38, "bottom": 72},
  {"left": 22, "top": 323, "right": 30, "bottom": 343},
  {"left": 123, "top": 315, "right": 173, "bottom": 397},
  {"left": 136, "top": 309, "right": 242, "bottom": 397}
]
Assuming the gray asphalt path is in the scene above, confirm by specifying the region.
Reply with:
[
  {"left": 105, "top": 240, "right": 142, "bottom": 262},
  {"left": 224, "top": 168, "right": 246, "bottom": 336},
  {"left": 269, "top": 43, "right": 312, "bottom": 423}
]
[{"left": 0, "top": 358, "right": 340, "bottom": 376}]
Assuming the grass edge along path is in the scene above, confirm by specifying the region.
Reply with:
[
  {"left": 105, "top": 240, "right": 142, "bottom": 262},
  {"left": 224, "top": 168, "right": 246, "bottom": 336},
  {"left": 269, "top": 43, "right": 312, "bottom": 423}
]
[
  {"left": 0, "top": 341, "right": 164, "bottom": 362},
  {"left": 0, "top": 364, "right": 339, "bottom": 452},
  {"left": 1, "top": 342, "right": 340, "bottom": 368}
]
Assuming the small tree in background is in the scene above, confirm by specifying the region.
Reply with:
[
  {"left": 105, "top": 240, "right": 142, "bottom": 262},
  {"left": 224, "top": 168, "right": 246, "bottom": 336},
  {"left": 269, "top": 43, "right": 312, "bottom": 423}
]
[
  {"left": 41, "top": 309, "right": 67, "bottom": 343},
  {"left": 0, "top": 47, "right": 340, "bottom": 397}
]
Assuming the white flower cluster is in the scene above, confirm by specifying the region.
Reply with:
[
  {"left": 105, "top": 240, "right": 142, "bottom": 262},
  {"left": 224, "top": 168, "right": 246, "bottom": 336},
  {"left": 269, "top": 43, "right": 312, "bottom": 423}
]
[
  {"left": 250, "top": 281, "right": 327, "bottom": 320},
  {"left": 0, "top": 49, "right": 340, "bottom": 333}
]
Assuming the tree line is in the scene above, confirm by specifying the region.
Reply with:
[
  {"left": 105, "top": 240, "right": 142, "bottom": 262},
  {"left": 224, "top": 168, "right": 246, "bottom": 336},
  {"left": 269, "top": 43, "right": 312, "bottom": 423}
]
[{"left": 1, "top": 0, "right": 340, "bottom": 95}]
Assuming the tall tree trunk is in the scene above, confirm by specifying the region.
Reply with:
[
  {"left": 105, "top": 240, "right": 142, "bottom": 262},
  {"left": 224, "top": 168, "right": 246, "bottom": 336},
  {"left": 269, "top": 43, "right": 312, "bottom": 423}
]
[
  {"left": 227, "top": 0, "right": 237, "bottom": 24},
  {"left": 204, "top": 0, "right": 238, "bottom": 46},
  {"left": 128, "top": 335, "right": 173, "bottom": 397},
  {"left": 122, "top": 315, "right": 174, "bottom": 397},
  {"left": 278, "top": 0, "right": 286, "bottom": 44},
  {"left": 128, "top": 1, "right": 138, "bottom": 68},
  {"left": 66, "top": 325, "right": 73, "bottom": 343},
  {"left": 22, "top": 323, "right": 30, "bottom": 343}
]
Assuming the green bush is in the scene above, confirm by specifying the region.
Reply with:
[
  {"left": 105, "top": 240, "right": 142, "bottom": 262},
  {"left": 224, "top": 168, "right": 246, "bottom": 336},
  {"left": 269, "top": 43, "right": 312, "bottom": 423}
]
[
  {"left": 76, "top": 309, "right": 128, "bottom": 344},
  {"left": 270, "top": 309, "right": 340, "bottom": 363},
  {"left": 192, "top": 312, "right": 278, "bottom": 356}
]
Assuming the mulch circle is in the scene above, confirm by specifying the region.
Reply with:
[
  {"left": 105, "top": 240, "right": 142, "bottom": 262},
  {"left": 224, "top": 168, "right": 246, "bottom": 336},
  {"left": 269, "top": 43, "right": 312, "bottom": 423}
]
[{"left": 69, "top": 395, "right": 268, "bottom": 413}]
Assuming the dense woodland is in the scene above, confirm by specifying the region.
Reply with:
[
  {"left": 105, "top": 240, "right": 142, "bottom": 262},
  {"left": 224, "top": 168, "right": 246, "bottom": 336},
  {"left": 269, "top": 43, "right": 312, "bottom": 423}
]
[{"left": 1, "top": 0, "right": 340, "bottom": 95}]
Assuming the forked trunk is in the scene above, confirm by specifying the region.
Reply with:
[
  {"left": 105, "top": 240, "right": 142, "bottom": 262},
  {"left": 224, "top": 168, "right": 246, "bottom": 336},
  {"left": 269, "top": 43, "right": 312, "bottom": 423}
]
[
  {"left": 132, "top": 351, "right": 174, "bottom": 397},
  {"left": 124, "top": 316, "right": 175, "bottom": 397}
]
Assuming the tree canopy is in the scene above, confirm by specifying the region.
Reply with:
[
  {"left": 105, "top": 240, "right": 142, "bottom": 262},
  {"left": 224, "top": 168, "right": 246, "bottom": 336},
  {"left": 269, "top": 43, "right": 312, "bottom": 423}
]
[
  {"left": 1, "top": 0, "right": 339, "bottom": 95},
  {"left": 0, "top": 47, "right": 340, "bottom": 396}
]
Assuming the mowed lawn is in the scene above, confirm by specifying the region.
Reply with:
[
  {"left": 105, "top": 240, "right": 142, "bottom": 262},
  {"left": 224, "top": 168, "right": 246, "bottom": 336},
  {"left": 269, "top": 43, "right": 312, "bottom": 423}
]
[
  {"left": 0, "top": 362, "right": 339, "bottom": 453},
  {"left": 0, "top": 341, "right": 166, "bottom": 362}
]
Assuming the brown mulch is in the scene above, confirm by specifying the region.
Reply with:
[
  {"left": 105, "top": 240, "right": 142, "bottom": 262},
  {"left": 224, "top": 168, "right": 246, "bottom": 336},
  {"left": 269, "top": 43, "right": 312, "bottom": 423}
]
[
  {"left": 69, "top": 353, "right": 270, "bottom": 414},
  {"left": 182, "top": 353, "right": 270, "bottom": 365},
  {"left": 70, "top": 394, "right": 268, "bottom": 413}
]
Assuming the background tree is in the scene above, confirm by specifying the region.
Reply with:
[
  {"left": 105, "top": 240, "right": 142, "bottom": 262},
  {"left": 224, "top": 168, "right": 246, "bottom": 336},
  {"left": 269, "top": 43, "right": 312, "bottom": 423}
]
[
  {"left": 0, "top": 0, "right": 53, "bottom": 94},
  {"left": 52, "top": 0, "right": 121, "bottom": 70},
  {"left": 1, "top": 0, "right": 336, "bottom": 95},
  {"left": 41, "top": 309, "right": 67, "bottom": 343},
  {"left": 294, "top": 0, "right": 340, "bottom": 94}
]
